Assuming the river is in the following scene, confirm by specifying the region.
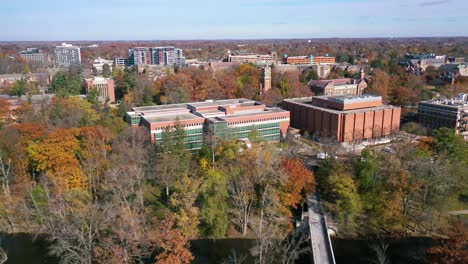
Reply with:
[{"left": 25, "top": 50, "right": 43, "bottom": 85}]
[{"left": 0, "top": 233, "right": 434, "bottom": 263}]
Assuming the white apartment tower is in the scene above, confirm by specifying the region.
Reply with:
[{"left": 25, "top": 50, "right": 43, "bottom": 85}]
[{"left": 55, "top": 43, "right": 81, "bottom": 69}]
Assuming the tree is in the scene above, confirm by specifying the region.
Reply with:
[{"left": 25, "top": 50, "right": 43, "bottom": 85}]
[
  {"left": 431, "top": 127, "right": 468, "bottom": 163},
  {"left": 153, "top": 216, "right": 194, "bottom": 264},
  {"left": 0, "top": 99, "right": 10, "bottom": 124},
  {"left": 368, "top": 69, "right": 390, "bottom": 102},
  {"left": 300, "top": 69, "right": 319, "bottom": 84},
  {"left": 322, "top": 165, "right": 362, "bottom": 232},
  {"left": 48, "top": 97, "right": 100, "bottom": 128},
  {"left": 280, "top": 157, "right": 315, "bottom": 215},
  {"left": 28, "top": 128, "right": 87, "bottom": 193},
  {"left": 102, "top": 64, "right": 111, "bottom": 78},
  {"left": 427, "top": 220, "right": 468, "bottom": 264},
  {"left": 169, "top": 175, "right": 202, "bottom": 238},
  {"left": 151, "top": 119, "right": 190, "bottom": 202},
  {"left": 200, "top": 170, "right": 229, "bottom": 238},
  {"left": 49, "top": 69, "right": 83, "bottom": 96},
  {"left": 10, "top": 79, "right": 27, "bottom": 96}
]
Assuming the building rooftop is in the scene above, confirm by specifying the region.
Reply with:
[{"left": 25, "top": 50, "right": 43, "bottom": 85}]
[
  {"left": 128, "top": 98, "right": 288, "bottom": 125},
  {"left": 420, "top": 94, "right": 468, "bottom": 108},
  {"left": 284, "top": 95, "right": 396, "bottom": 114}
]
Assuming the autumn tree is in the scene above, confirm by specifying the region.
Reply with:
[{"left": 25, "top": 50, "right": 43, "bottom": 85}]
[
  {"left": 427, "top": 220, "right": 468, "bottom": 264},
  {"left": 48, "top": 97, "right": 100, "bottom": 128},
  {"left": 153, "top": 216, "right": 194, "bottom": 264},
  {"left": 368, "top": 69, "right": 390, "bottom": 102},
  {"left": 28, "top": 128, "right": 87, "bottom": 193},
  {"left": 280, "top": 157, "right": 315, "bottom": 216}
]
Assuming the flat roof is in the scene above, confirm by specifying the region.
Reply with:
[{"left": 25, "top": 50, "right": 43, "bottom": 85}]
[
  {"left": 318, "top": 94, "right": 382, "bottom": 104},
  {"left": 142, "top": 112, "right": 203, "bottom": 123},
  {"left": 284, "top": 96, "right": 396, "bottom": 114},
  {"left": 419, "top": 99, "right": 468, "bottom": 108}
]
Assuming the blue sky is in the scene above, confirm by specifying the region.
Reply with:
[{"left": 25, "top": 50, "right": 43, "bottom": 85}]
[{"left": 2, "top": 0, "right": 468, "bottom": 40}]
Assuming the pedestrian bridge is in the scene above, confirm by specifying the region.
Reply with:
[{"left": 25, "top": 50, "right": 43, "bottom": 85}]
[{"left": 306, "top": 193, "right": 336, "bottom": 264}]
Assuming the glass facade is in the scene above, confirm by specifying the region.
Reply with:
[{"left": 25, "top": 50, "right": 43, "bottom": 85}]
[
  {"left": 229, "top": 122, "right": 281, "bottom": 142},
  {"left": 154, "top": 127, "right": 203, "bottom": 150},
  {"left": 126, "top": 116, "right": 141, "bottom": 125}
]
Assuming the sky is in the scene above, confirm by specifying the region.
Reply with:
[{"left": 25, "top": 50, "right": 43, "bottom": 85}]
[{"left": 2, "top": 0, "right": 468, "bottom": 41}]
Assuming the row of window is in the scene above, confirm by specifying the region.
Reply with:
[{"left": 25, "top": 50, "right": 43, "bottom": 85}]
[{"left": 228, "top": 116, "right": 285, "bottom": 126}]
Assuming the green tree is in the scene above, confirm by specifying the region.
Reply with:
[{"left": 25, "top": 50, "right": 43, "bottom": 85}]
[
  {"left": 278, "top": 77, "right": 292, "bottom": 97},
  {"left": 49, "top": 69, "right": 83, "bottom": 96},
  {"left": 200, "top": 170, "right": 229, "bottom": 238},
  {"left": 300, "top": 69, "right": 319, "bottom": 84},
  {"left": 322, "top": 166, "right": 362, "bottom": 232},
  {"left": 431, "top": 127, "right": 468, "bottom": 163},
  {"left": 102, "top": 64, "right": 111, "bottom": 78},
  {"left": 10, "top": 79, "right": 33, "bottom": 96},
  {"left": 86, "top": 88, "right": 100, "bottom": 106}
]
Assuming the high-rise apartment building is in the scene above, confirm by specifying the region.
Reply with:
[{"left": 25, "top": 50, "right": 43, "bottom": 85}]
[
  {"left": 20, "top": 48, "right": 50, "bottom": 66},
  {"left": 128, "top": 47, "right": 186, "bottom": 66},
  {"left": 55, "top": 43, "right": 81, "bottom": 69}
]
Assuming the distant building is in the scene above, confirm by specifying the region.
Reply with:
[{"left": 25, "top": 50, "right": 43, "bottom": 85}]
[
  {"left": 92, "top": 57, "right": 113, "bottom": 72},
  {"left": 125, "top": 98, "right": 290, "bottom": 148},
  {"left": 400, "top": 53, "right": 446, "bottom": 74},
  {"left": 114, "top": 57, "right": 133, "bottom": 67},
  {"left": 55, "top": 43, "right": 81, "bottom": 69},
  {"left": 439, "top": 63, "right": 468, "bottom": 79},
  {"left": 282, "top": 55, "right": 335, "bottom": 65},
  {"left": 312, "top": 64, "right": 332, "bottom": 78},
  {"left": 282, "top": 95, "right": 401, "bottom": 145},
  {"left": 308, "top": 70, "right": 367, "bottom": 96},
  {"left": 128, "top": 47, "right": 186, "bottom": 67},
  {"left": 20, "top": 48, "right": 50, "bottom": 66},
  {"left": 84, "top": 77, "right": 115, "bottom": 103},
  {"left": 228, "top": 51, "right": 277, "bottom": 65},
  {"left": 418, "top": 94, "right": 468, "bottom": 140}
]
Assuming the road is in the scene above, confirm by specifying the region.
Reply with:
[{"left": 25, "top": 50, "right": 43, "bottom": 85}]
[{"left": 307, "top": 193, "right": 336, "bottom": 264}]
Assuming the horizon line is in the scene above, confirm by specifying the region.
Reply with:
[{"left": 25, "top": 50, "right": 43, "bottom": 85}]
[{"left": 2, "top": 36, "right": 468, "bottom": 43}]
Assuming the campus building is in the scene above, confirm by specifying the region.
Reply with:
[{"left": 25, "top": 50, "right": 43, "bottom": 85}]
[
  {"left": 125, "top": 99, "right": 290, "bottom": 149},
  {"left": 92, "top": 57, "right": 113, "bottom": 73},
  {"left": 55, "top": 43, "right": 81, "bottom": 69},
  {"left": 84, "top": 77, "right": 115, "bottom": 103},
  {"left": 308, "top": 70, "right": 367, "bottom": 96},
  {"left": 20, "top": 48, "right": 50, "bottom": 66},
  {"left": 282, "top": 95, "right": 401, "bottom": 146},
  {"left": 227, "top": 51, "right": 278, "bottom": 65},
  {"left": 282, "top": 55, "right": 336, "bottom": 65},
  {"left": 128, "top": 47, "right": 186, "bottom": 66},
  {"left": 418, "top": 94, "right": 468, "bottom": 140}
]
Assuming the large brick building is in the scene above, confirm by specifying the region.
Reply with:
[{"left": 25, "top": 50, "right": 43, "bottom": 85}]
[
  {"left": 125, "top": 99, "right": 290, "bottom": 149},
  {"left": 418, "top": 94, "right": 468, "bottom": 140},
  {"left": 282, "top": 55, "right": 336, "bottom": 65},
  {"left": 282, "top": 95, "right": 401, "bottom": 146}
]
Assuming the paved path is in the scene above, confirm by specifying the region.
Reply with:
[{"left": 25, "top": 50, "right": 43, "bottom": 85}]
[{"left": 307, "top": 193, "right": 335, "bottom": 264}]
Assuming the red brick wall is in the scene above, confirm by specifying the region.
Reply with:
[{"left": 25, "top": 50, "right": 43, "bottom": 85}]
[{"left": 284, "top": 100, "right": 401, "bottom": 143}]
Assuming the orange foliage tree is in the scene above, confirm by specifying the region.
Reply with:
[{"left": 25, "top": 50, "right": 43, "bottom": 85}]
[
  {"left": 28, "top": 128, "right": 87, "bottom": 192},
  {"left": 427, "top": 220, "right": 468, "bottom": 264},
  {"left": 153, "top": 216, "right": 194, "bottom": 264},
  {"left": 280, "top": 157, "right": 315, "bottom": 215}
]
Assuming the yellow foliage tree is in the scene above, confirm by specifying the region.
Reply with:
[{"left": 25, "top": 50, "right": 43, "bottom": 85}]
[{"left": 28, "top": 128, "right": 87, "bottom": 193}]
